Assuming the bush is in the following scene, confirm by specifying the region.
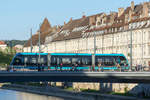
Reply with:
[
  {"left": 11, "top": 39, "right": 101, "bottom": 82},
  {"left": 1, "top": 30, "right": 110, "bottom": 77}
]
[{"left": 0, "top": 50, "right": 14, "bottom": 67}]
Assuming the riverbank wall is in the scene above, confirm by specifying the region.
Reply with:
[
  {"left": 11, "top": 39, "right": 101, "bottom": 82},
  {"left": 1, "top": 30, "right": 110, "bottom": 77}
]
[
  {"left": 73, "top": 83, "right": 137, "bottom": 93},
  {"left": 1, "top": 84, "right": 149, "bottom": 100}
]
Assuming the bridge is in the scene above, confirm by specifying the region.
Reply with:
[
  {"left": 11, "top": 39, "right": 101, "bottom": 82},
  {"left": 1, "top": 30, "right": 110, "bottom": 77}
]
[{"left": 0, "top": 71, "right": 150, "bottom": 83}]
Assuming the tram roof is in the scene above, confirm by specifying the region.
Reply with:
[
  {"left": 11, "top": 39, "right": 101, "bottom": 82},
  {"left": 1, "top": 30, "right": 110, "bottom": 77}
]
[
  {"left": 15, "top": 53, "right": 125, "bottom": 56},
  {"left": 16, "top": 52, "right": 48, "bottom": 56},
  {"left": 95, "top": 54, "right": 124, "bottom": 56},
  {"left": 50, "top": 53, "right": 92, "bottom": 56}
]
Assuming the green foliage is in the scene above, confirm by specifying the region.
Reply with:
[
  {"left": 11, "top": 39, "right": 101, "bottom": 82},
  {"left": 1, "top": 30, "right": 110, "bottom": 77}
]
[
  {"left": 0, "top": 50, "right": 15, "bottom": 67},
  {"left": 13, "top": 82, "right": 44, "bottom": 87},
  {"left": 80, "top": 88, "right": 99, "bottom": 93},
  {"left": 65, "top": 87, "right": 74, "bottom": 91},
  {"left": 4, "top": 40, "right": 27, "bottom": 47},
  {"left": 110, "top": 92, "right": 134, "bottom": 97}
]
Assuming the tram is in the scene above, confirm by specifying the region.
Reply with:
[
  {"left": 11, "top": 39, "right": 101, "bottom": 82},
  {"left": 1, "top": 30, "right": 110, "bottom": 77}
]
[{"left": 10, "top": 53, "right": 129, "bottom": 71}]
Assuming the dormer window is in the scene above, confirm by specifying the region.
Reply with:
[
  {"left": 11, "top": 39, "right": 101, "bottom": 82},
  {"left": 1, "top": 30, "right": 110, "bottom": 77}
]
[
  {"left": 60, "top": 30, "right": 70, "bottom": 36},
  {"left": 146, "top": 20, "right": 150, "bottom": 27},
  {"left": 115, "top": 28, "right": 117, "bottom": 32},
  {"left": 72, "top": 26, "right": 87, "bottom": 32},
  {"left": 137, "top": 22, "right": 140, "bottom": 28},
  {"left": 109, "top": 29, "right": 112, "bottom": 33},
  {"left": 112, "top": 28, "right": 114, "bottom": 32},
  {"left": 129, "top": 23, "right": 132, "bottom": 29},
  {"left": 97, "top": 22, "right": 101, "bottom": 25},
  {"left": 148, "top": 8, "right": 150, "bottom": 16},
  {"left": 132, "top": 23, "right": 135, "bottom": 29}
]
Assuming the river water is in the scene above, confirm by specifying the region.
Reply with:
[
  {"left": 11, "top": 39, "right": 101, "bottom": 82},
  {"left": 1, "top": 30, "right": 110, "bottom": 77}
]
[{"left": 0, "top": 89, "right": 76, "bottom": 100}]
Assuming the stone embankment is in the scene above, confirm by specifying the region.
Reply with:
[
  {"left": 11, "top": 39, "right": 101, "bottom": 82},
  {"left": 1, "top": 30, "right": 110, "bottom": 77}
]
[{"left": 1, "top": 84, "right": 149, "bottom": 100}]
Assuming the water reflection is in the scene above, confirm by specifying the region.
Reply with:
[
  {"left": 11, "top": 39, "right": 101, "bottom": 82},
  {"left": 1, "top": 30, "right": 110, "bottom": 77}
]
[{"left": 0, "top": 89, "right": 73, "bottom": 100}]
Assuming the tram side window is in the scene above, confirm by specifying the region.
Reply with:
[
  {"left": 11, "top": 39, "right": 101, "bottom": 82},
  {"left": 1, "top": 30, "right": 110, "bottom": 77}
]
[
  {"left": 23, "top": 55, "right": 35, "bottom": 66},
  {"left": 82, "top": 57, "right": 91, "bottom": 66},
  {"left": 72, "top": 57, "right": 81, "bottom": 65},
  {"left": 61, "top": 57, "right": 71, "bottom": 66},
  {"left": 24, "top": 56, "right": 30, "bottom": 66},
  {"left": 104, "top": 57, "right": 115, "bottom": 66},
  {"left": 38, "top": 55, "right": 47, "bottom": 66},
  {"left": 96, "top": 57, "right": 104, "bottom": 66},
  {"left": 51, "top": 56, "right": 57, "bottom": 66},
  {"left": 30, "top": 56, "right": 37, "bottom": 66},
  {"left": 13, "top": 56, "right": 23, "bottom": 65},
  {"left": 51, "top": 56, "right": 61, "bottom": 66}
]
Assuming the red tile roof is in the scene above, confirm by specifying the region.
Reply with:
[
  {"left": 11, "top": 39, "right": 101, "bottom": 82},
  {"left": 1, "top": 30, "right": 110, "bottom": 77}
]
[{"left": 0, "top": 41, "right": 5, "bottom": 45}]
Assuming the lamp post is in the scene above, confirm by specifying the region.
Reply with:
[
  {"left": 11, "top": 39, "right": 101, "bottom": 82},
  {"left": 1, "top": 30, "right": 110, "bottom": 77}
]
[
  {"left": 142, "top": 29, "right": 144, "bottom": 71},
  {"left": 130, "top": 29, "right": 133, "bottom": 71},
  {"left": 92, "top": 32, "right": 96, "bottom": 71},
  {"left": 102, "top": 34, "right": 104, "bottom": 54},
  {"left": 38, "top": 25, "right": 41, "bottom": 71},
  {"left": 30, "top": 28, "right": 33, "bottom": 53}
]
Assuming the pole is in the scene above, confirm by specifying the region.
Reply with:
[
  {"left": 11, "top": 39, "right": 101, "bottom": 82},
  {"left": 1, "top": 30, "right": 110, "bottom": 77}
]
[
  {"left": 112, "top": 33, "right": 114, "bottom": 53},
  {"left": 130, "top": 29, "right": 132, "bottom": 71},
  {"left": 10, "top": 41, "right": 13, "bottom": 54},
  {"left": 30, "top": 28, "right": 33, "bottom": 53},
  {"left": 92, "top": 32, "right": 96, "bottom": 71},
  {"left": 142, "top": 29, "right": 144, "bottom": 71},
  {"left": 39, "top": 27, "right": 41, "bottom": 53},
  {"left": 38, "top": 25, "right": 41, "bottom": 71},
  {"left": 102, "top": 34, "right": 104, "bottom": 54}
]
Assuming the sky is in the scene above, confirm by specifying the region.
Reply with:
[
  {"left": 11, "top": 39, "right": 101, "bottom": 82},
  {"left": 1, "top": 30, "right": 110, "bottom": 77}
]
[{"left": 0, "top": 0, "right": 149, "bottom": 40}]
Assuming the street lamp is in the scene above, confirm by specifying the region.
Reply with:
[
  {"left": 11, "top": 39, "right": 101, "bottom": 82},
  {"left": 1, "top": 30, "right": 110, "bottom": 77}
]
[
  {"left": 38, "top": 25, "right": 41, "bottom": 70},
  {"left": 30, "top": 28, "right": 33, "bottom": 53},
  {"left": 130, "top": 29, "right": 133, "bottom": 71},
  {"left": 92, "top": 32, "right": 96, "bottom": 71}
]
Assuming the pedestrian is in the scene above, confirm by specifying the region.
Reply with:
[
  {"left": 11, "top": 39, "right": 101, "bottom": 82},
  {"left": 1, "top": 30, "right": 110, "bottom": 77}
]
[
  {"left": 135, "top": 64, "right": 138, "bottom": 71},
  {"left": 98, "top": 61, "right": 102, "bottom": 72},
  {"left": 60, "top": 62, "right": 63, "bottom": 71},
  {"left": 74, "top": 63, "right": 78, "bottom": 71},
  {"left": 116, "top": 63, "right": 121, "bottom": 72},
  {"left": 72, "top": 63, "right": 75, "bottom": 71}
]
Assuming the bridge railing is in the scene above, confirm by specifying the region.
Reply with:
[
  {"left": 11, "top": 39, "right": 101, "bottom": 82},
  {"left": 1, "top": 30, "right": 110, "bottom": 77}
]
[{"left": 1, "top": 65, "right": 150, "bottom": 72}]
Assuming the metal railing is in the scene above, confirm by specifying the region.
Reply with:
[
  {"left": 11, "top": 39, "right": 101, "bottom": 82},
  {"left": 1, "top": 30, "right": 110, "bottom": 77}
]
[{"left": 1, "top": 65, "right": 150, "bottom": 72}]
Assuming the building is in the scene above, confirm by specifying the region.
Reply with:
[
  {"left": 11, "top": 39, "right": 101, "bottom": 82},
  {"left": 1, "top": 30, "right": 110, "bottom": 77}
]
[
  {"left": 13, "top": 45, "right": 23, "bottom": 53},
  {"left": 24, "top": 1, "right": 150, "bottom": 66},
  {"left": 0, "top": 41, "right": 7, "bottom": 51}
]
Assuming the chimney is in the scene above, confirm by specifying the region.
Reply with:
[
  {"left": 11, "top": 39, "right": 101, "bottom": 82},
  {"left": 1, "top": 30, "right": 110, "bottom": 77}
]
[
  {"left": 129, "top": 10, "right": 133, "bottom": 21},
  {"left": 82, "top": 12, "right": 86, "bottom": 18},
  {"left": 82, "top": 15, "right": 86, "bottom": 18},
  {"left": 70, "top": 17, "right": 73, "bottom": 22},
  {"left": 89, "top": 16, "right": 96, "bottom": 25},
  {"left": 118, "top": 8, "right": 124, "bottom": 17},
  {"left": 110, "top": 13, "right": 117, "bottom": 24},
  {"left": 131, "top": 1, "right": 135, "bottom": 11},
  {"left": 142, "top": 2, "right": 149, "bottom": 17},
  {"left": 64, "top": 21, "right": 66, "bottom": 25}
]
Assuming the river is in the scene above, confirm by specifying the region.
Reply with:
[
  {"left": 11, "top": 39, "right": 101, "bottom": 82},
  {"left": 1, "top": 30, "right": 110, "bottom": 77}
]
[{"left": 0, "top": 89, "right": 76, "bottom": 100}]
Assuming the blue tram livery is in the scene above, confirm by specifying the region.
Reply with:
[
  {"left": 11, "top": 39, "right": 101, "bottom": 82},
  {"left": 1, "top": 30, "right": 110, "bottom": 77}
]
[{"left": 10, "top": 53, "right": 129, "bottom": 71}]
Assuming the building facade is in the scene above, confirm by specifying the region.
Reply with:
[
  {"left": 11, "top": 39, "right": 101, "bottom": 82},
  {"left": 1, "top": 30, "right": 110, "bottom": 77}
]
[
  {"left": 24, "top": 1, "right": 150, "bottom": 66},
  {"left": 0, "top": 41, "right": 7, "bottom": 51}
]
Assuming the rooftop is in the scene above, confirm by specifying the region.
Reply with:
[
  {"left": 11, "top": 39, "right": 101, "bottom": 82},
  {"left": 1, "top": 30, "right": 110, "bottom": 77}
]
[
  {"left": 0, "top": 41, "right": 6, "bottom": 45},
  {"left": 24, "top": 1, "right": 150, "bottom": 47}
]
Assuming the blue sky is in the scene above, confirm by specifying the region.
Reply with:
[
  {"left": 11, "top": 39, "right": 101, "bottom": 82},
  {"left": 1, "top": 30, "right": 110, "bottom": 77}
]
[{"left": 0, "top": 0, "right": 148, "bottom": 40}]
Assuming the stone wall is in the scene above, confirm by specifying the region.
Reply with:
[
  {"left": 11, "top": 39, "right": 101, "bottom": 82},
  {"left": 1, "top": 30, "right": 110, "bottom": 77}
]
[{"left": 73, "top": 82, "right": 138, "bottom": 93}]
